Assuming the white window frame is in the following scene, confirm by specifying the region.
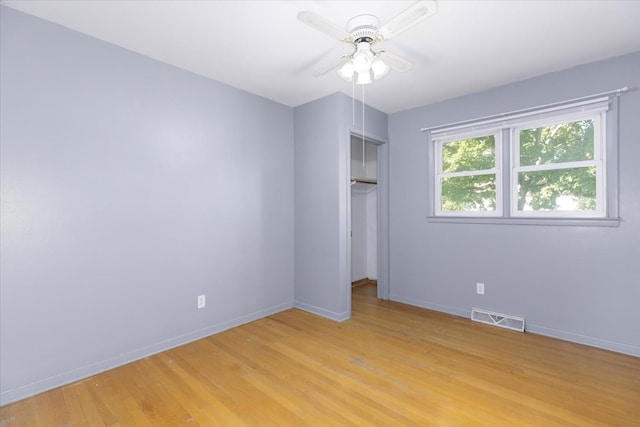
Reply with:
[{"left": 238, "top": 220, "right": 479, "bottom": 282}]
[
  {"left": 426, "top": 95, "right": 619, "bottom": 226},
  {"left": 434, "top": 130, "right": 502, "bottom": 217}
]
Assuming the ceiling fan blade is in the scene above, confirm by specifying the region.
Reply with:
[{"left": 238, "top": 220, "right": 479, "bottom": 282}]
[
  {"left": 298, "top": 11, "right": 353, "bottom": 43},
  {"left": 313, "top": 54, "right": 352, "bottom": 77},
  {"left": 378, "top": 50, "right": 413, "bottom": 72},
  {"left": 376, "top": 0, "right": 438, "bottom": 41}
]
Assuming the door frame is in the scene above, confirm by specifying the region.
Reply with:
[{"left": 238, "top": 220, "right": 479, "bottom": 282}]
[{"left": 347, "top": 131, "right": 390, "bottom": 301}]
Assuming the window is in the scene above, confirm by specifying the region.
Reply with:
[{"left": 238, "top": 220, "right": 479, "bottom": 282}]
[
  {"left": 427, "top": 96, "right": 618, "bottom": 225},
  {"left": 512, "top": 115, "right": 604, "bottom": 217},
  {"left": 436, "top": 133, "right": 501, "bottom": 216}
]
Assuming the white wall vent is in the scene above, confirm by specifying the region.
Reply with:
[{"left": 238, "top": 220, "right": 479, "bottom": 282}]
[{"left": 471, "top": 308, "right": 525, "bottom": 332}]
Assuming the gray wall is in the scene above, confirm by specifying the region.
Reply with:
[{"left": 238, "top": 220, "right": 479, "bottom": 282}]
[
  {"left": 388, "top": 51, "right": 640, "bottom": 356},
  {"left": 293, "top": 93, "right": 387, "bottom": 320},
  {"left": 0, "top": 6, "right": 294, "bottom": 404}
]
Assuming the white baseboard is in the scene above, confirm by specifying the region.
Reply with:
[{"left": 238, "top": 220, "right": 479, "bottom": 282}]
[
  {"left": 294, "top": 301, "right": 350, "bottom": 322},
  {"left": 390, "top": 294, "right": 469, "bottom": 318},
  {"left": 390, "top": 294, "right": 640, "bottom": 358},
  {"left": 0, "top": 301, "right": 294, "bottom": 406},
  {"left": 525, "top": 323, "right": 640, "bottom": 357}
]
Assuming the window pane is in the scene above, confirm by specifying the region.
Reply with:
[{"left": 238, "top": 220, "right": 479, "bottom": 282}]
[
  {"left": 517, "top": 166, "right": 596, "bottom": 211},
  {"left": 519, "top": 120, "right": 594, "bottom": 166},
  {"left": 442, "top": 135, "right": 495, "bottom": 173},
  {"left": 441, "top": 174, "right": 496, "bottom": 211}
]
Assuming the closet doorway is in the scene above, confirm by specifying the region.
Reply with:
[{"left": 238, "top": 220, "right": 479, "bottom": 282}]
[{"left": 350, "top": 135, "right": 379, "bottom": 293}]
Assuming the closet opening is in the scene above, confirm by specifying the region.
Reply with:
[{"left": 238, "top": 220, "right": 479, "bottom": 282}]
[{"left": 350, "top": 135, "right": 379, "bottom": 294}]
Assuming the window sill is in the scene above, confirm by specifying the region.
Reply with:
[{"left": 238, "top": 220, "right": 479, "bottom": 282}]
[{"left": 427, "top": 216, "right": 621, "bottom": 227}]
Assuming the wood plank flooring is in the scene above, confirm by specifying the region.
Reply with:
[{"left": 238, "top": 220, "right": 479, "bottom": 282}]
[{"left": 2, "top": 284, "right": 639, "bottom": 426}]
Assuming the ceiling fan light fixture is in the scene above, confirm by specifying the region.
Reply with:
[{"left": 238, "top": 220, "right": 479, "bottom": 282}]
[
  {"left": 299, "top": 2, "right": 436, "bottom": 84},
  {"left": 371, "top": 57, "right": 390, "bottom": 80}
]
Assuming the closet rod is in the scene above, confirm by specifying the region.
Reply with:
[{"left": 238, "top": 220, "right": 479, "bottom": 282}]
[{"left": 351, "top": 178, "right": 377, "bottom": 185}]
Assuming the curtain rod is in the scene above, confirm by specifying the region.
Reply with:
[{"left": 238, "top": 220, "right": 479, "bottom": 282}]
[{"left": 420, "top": 86, "right": 629, "bottom": 133}]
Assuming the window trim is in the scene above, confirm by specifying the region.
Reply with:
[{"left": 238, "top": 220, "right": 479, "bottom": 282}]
[{"left": 426, "top": 94, "right": 621, "bottom": 226}]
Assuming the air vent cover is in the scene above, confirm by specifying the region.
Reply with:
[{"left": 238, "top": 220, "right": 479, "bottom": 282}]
[{"left": 471, "top": 308, "right": 525, "bottom": 332}]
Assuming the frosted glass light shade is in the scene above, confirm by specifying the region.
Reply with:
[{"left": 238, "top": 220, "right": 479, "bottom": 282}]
[
  {"left": 372, "top": 57, "right": 390, "bottom": 79},
  {"left": 356, "top": 70, "right": 372, "bottom": 85},
  {"left": 338, "top": 61, "right": 355, "bottom": 82},
  {"left": 352, "top": 52, "right": 372, "bottom": 73},
  {"left": 352, "top": 42, "right": 374, "bottom": 73}
]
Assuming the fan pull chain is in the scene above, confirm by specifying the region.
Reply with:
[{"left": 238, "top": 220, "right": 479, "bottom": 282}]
[
  {"left": 352, "top": 78, "right": 358, "bottom": 172},
  {"left": 362, "top": 84, "right": 365, "bottom": 168}
]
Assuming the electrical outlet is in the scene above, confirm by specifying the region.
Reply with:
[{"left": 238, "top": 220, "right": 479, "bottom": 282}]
[
  {"left": 197, "top": 294, "right": 206, "bottom": 309},
  {"left": 476, "top": 282, "right": 485, "bottom": 295}
]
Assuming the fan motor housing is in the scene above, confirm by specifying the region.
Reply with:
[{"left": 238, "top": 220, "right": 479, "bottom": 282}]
[{"left": 347, "top": 14, "right": 380, "bottom": 43}]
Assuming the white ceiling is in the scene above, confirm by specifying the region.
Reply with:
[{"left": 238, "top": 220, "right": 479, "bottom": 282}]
[{"left": 3, "top": 0, "right": 640, "bottom": 114}]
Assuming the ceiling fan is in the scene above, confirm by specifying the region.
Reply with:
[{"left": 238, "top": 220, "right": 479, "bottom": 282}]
[{"left": 298, "top": 0, "right": 438, "bottom": 85}]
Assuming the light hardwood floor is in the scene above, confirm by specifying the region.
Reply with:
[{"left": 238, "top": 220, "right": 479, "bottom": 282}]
[{"left": 2, "top": 284, "right": 639, "bottom": 426}]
